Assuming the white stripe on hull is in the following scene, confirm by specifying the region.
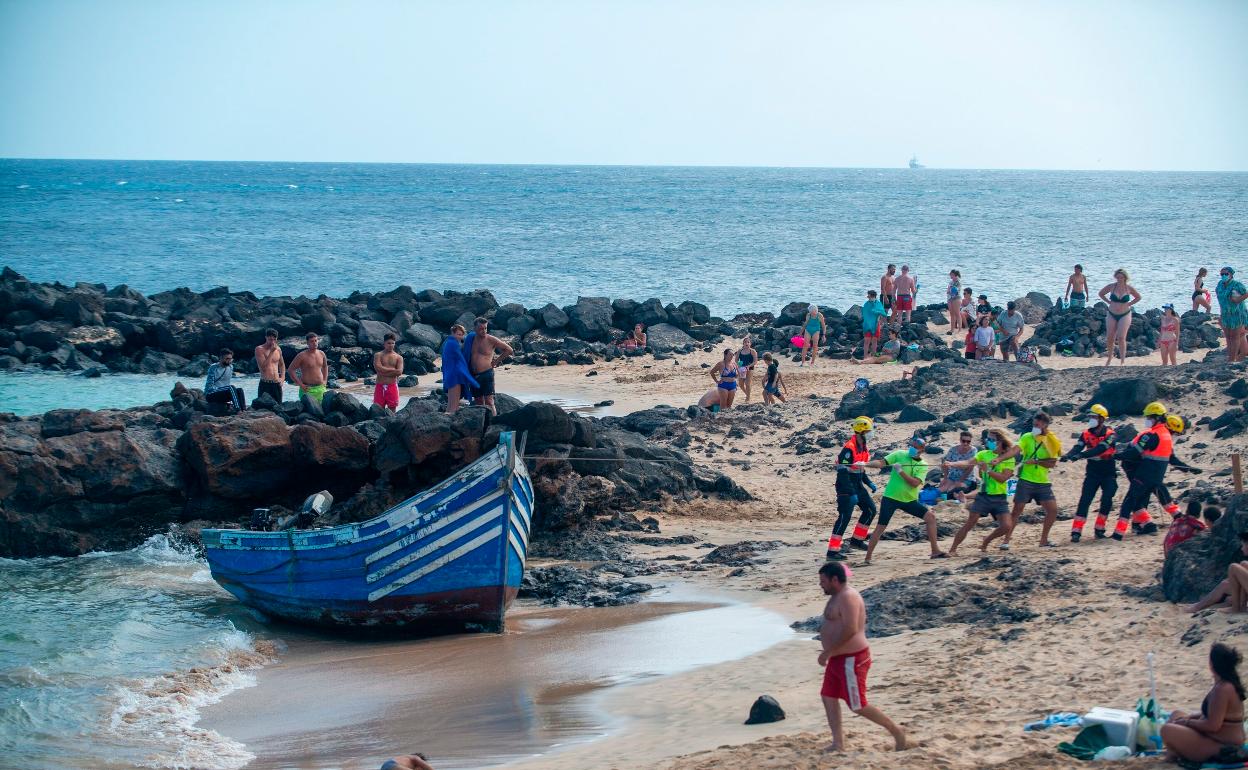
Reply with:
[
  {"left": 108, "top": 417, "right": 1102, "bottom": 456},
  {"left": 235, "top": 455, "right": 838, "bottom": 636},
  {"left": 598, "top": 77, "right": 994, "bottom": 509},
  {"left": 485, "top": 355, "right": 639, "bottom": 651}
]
[
  {"left": 368, "top": 526, "right": 504, "bottom": 602},
  {"left": 367, "top": 505, "right": 503, "bottom": 584},
  {"left": 366, "top": 489, "right": 505, "bottom": 567}
]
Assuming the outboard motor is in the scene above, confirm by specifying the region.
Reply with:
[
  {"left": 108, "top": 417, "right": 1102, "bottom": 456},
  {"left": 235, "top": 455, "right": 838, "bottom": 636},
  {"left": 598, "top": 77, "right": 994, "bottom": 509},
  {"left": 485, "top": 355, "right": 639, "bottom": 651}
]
[
  {"left": 296, "top": 490, "right": 334, "bottom": 529},
  {"left": 249, "top": 508, "right": 273, "bottom": 531}
]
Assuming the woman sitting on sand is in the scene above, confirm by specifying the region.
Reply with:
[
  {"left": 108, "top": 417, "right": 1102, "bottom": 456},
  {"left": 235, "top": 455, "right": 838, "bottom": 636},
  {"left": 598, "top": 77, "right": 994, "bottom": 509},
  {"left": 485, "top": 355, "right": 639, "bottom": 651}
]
[
  {"left": 1162, "top": 643, "right": 1246, "bottom": 765},
  {"left": 697, "top": 348, "right": 739, "bottom": 411},
  {"left": 1097, "top": 268, "right": 1141, "bottom": 366},
  {"left": 852, "top": 327, "right": 901, "bottom": 365},
  {"left": 618, "top": 323, "right": 647, "bottom": 350}
]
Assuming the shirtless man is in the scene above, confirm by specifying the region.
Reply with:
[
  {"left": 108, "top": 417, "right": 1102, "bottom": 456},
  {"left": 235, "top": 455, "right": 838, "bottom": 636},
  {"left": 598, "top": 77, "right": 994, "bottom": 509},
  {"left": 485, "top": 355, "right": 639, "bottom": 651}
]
[
  {"left": 1065, "top": 264, "right": 1089, "bottom": 309},
  {"left": 372, "top": 333, "right": 404, "bottom": 413},
  {"left": 468, "top": 317, "right": 513, "bottom": 415},
  {"left": 817, "top": 561, "right": 908, "bottom": 753},
  {"left": 880, "top": 264, "right": 897, "bottom": 320},
  {"left": 893, "top": 264, "right": 918, "bottom": 324},
  {"left": 254, "top": 328, "right": 285, "bottom": 402},
  {"left": 288, "top": 332, "right": 329, "bottom": 404}
]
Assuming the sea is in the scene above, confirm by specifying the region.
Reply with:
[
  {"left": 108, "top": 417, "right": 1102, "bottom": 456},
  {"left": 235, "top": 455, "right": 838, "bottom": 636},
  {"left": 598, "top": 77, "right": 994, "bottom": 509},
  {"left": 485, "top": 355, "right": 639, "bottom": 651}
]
[{"left": 2, "top": 160, "right": 1247, "bottom": 768}]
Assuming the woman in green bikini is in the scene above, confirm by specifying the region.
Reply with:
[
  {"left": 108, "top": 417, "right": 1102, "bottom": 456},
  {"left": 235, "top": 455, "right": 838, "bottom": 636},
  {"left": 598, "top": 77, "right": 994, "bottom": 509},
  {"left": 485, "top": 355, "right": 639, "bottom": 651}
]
[
  {"left": 802, "top": 304, "right": 826, "bottom": 367},
  {"left": 1097, "top": 268, "right": 1141, "bottom": 367}
]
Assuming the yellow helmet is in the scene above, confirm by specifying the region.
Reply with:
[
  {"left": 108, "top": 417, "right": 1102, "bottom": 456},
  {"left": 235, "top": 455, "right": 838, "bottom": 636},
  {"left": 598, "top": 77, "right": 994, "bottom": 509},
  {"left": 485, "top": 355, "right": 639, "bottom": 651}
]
[
  {"left": 1089, "top": 404, "right": 1109, "bottom": 419},
  {"left": 852, "top": 416, "right": 874, "bottom": 433},
  {"left": 1166, "top": 415, "right": 1186, "bottom": 434},
  {"left": 1143, "top": 401, "right": 1167, "bottom": 417}
]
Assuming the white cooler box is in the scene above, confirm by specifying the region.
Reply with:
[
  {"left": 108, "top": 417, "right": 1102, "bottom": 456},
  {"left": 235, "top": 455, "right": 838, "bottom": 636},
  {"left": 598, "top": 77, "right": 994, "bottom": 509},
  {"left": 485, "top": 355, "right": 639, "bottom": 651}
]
[{"left": 1083, "top": 707, "right": 1138, "bottom": 749}]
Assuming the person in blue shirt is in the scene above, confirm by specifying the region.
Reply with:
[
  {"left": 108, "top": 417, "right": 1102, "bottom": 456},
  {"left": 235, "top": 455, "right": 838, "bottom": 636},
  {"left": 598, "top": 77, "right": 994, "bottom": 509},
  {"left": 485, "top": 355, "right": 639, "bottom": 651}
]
[{"left": 860, "top": 290, "right": 888, "bottom": 360}]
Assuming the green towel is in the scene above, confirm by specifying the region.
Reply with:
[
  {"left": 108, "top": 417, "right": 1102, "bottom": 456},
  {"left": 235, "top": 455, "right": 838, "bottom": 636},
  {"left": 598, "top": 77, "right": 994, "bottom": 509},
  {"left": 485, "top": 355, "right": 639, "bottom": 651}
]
[{"left": 1057, "top": 724, "right": 1111, "bottom": 761}]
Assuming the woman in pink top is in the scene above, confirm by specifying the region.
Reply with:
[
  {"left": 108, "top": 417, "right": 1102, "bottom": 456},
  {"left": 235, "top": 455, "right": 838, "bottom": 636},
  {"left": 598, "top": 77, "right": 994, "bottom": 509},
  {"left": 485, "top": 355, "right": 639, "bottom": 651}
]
[{"left": 1159, "top": 304, "right": 1180, "bottom": 366}]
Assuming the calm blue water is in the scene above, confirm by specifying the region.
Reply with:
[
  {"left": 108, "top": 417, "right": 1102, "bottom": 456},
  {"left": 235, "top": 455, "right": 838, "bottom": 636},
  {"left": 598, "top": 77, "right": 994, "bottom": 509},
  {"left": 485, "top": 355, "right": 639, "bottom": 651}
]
[{"left": 3, "top": 160, "right": 1246, "bottom": 316}]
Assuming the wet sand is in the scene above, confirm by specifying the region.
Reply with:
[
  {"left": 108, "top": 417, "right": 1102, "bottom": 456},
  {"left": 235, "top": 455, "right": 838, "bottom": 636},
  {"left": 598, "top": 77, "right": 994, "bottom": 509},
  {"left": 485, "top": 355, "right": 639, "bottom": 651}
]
[{"left": 200, "top": 586, "right": 791, "bottom": 770}]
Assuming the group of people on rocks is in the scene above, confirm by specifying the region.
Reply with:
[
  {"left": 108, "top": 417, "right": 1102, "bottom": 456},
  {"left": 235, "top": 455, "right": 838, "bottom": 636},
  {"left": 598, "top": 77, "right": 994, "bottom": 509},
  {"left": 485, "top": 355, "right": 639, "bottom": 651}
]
[{"left": 822, "top": 400, "right": 1205, "bottom": 564}]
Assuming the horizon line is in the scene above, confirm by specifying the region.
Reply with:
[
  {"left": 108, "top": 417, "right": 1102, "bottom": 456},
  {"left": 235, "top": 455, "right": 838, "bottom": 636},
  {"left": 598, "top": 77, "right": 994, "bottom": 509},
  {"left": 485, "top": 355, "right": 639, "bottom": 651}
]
[{"left": 2, "top": 156, "right": 1246, "bottom": 175}]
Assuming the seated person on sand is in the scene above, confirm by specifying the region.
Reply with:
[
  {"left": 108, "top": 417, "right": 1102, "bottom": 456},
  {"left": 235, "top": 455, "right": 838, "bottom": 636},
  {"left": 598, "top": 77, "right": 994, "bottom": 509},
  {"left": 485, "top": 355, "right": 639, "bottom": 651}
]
[
  {"left": 697, "top": 348, "right": 739, "bottom": 411},
  {"left": 1162, "top": 643, "right": 1246, "bottom": 766},
  {"left": 1186, "top": 531, "right": 1248, "bottom": 614},
  {"left": 618, "top": 323, "right": 647, "bottom": 350},
  {"left": 380, "top": 754, "right": 434, "bottom": 770},
  {"left": 853, "top": 327, "right": 901, "bottom": 365}
]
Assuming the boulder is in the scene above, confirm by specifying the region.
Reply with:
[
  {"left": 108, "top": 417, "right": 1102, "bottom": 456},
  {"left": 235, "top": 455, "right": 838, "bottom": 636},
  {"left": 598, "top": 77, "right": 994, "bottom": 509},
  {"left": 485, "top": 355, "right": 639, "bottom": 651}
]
[
  {"left": 1163, "top": 495, "right": 1248, "bottom": 602},
  {"left": 492, "top": 303, "right": 528, "bottom": 330},
  {"left": 176, "top": 415, "right": 294, "bottom": 498},
  {"left": 40, "top": 409, "right": 129, "bottom": 438},
  {"left": 538, "top": 303, "right": 569, "bottom": 330},
  {"left": 44, "top": 427, "right": 182, "bottom": 501},
  {"left": 635, "top": 298, "right": 668, "bottom": 327},
  {"left": 495, "top": 401, "right": 577, "bottom": 444},
  {"left": 505, "top": 315, "right": 536, "bottom": 337},
  {"left": 1083, "top": 377, "right": 1159, "bottom": 417},
  {"left": 136, "top": 349, "right": 190, "bottom": 374},
  {"left": 356, "top": 319, "right": 399, "bottom": 348},
  {"left": 645, "top": 323, "right": 697, "bottom": 352},
  {"left": 290, "top": 422, "right": 371, "bottom": 471},
  {"left": 64, "top": 325, "right": 125, "bottom": 356},
  {"left": 54, "top": 291, "right": 104, "bottom": 326},
  {"left": 567, "top": 296, "right": 614, "bottom": 341},
  {"left": 1011, "top": 292, "right": 1053, "bottom": 325},
  {"left": 419, "top": 290, "right": 498, "bottom": 328},
  {"left": 897, "top": 404, "right": 939, "bottom": 423},
  {"left": 744, "top": 695, "right": 786, "bottom": 725},
  {"left": 676, "top": 301, "right": 711, "bottom": 326},
  {"left": 18, "top": 320, "right": 71, "bottom": 351}
]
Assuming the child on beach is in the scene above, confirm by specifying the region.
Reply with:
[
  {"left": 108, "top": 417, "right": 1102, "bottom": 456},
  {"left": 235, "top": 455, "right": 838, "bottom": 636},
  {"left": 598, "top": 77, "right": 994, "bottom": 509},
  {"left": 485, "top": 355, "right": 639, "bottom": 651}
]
[
  {"left": 1164, "top": 500, "right": 1207, "bottom": 555},
  {"left": 761, "top": 352, "right": 787, "bottom": 405}
]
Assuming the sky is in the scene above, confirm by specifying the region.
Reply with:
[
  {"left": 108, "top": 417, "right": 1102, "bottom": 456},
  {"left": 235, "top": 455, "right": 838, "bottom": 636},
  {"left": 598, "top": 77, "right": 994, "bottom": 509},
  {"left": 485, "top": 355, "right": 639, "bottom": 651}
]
[{"left": 1, "top": 0, "right": 1246, "bottom": 170}]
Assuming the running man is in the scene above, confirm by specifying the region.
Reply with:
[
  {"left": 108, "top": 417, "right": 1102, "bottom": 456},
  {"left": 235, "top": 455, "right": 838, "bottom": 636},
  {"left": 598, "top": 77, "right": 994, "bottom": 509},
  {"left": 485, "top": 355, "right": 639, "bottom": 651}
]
[
  {"left": 288, "top": 332, "right": 329, "bottom": 404},
  {"left": 826, "top": 417, "right": 878, "bottom": 561},
  {"left": 817, "top": 561, "right": 908, "bottom": 753},
  {"left": 1060, "top": 403, "right": 1118, "bottom": 541},
  {"left": 945, "top": 429, "right": 1016, "bottom": 557},
  {"left": 372, "top": 332, "right": 404, "bottom": 413},
  {"left": 254, "top": 328, "right": 285, "bottom": 402},
  {"left": 861, "top": 290, "right": 888, "bottom": 359},
  {"left": 854, "top": 435, "right": 947, "bottom": 564},
  {"left": 880, "top": 264, "right": 897, "bottom": 320},
  {"left": 893, "top": 265, "right": 917, "bottom": 324},
  {"left": 1065, "top": 264, "right": 1089, "bottom": 309},
  {"left": 993, "top": 411, "right": 1062, "bottom": 549},
  {"left": 466, "top": 317, "right": 514, "bottom": 416}
]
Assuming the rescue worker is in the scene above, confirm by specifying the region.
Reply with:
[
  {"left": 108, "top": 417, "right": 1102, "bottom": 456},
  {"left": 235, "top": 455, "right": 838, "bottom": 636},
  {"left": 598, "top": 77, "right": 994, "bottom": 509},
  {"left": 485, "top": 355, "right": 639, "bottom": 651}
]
[
  {"left": 1112, "top": 401, "right": 1172, "bottom": 539},
  {"left": 1130, "top": 414, "right": 1203, "bottom": 524},
  {"left": 827, "top": 416, "right": 879, "bottom": 561},
  {"left": 1059, "top": 403, "right": 1118, "bottom": 541}
]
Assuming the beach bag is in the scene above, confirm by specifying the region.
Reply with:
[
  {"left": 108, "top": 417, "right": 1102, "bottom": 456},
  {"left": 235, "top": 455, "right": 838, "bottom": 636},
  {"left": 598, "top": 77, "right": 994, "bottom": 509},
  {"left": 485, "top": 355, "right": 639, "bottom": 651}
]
[
  {"left": 1016, "top": 346, "right": 1037, "bottom": 364},
  {"left": 1135, "top": 697, "right": 1165, "bottom": 752}
]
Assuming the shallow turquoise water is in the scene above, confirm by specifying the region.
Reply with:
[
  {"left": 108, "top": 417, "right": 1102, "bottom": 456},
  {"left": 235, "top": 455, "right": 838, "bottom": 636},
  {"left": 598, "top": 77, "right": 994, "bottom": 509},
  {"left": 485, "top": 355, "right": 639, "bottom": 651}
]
[{"left": 0, "top": 371, "right": 223, "bottom": 416}]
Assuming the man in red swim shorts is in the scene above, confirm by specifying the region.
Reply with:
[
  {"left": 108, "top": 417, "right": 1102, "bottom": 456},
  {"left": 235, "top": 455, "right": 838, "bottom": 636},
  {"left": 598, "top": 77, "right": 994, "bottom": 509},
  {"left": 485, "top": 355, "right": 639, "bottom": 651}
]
[
  {"left": 817, "top": 561, "right": 908, "bottom": 753},
  {"left": 893, "top": 264, "right": 918, "bottom": 324},
  {"left": 372, "top": 333, "right": 404, "bottom": 413}
]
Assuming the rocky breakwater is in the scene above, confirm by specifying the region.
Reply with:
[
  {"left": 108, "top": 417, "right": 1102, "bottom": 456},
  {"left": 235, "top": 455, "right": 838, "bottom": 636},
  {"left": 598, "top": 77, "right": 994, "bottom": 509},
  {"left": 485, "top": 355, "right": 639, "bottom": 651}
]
[{"left": 0, "top": 382, "right": 747, "bottom": 559}]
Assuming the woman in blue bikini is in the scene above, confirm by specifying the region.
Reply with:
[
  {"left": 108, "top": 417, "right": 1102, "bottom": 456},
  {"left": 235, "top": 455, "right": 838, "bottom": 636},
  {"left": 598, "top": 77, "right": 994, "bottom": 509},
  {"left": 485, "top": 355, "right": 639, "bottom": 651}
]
[
  {"left": 698, "top": 348, "right": 740, "bottom": 411},
  {"left": 1097, "top": 268, "right": 1141, "bottom": 367}
]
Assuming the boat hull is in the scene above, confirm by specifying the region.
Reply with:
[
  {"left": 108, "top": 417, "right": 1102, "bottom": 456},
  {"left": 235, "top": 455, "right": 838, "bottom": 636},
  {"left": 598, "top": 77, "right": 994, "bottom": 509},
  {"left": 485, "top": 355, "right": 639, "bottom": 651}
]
[{"left": 202, "top": 431, "right": 532, "bottom": 635}]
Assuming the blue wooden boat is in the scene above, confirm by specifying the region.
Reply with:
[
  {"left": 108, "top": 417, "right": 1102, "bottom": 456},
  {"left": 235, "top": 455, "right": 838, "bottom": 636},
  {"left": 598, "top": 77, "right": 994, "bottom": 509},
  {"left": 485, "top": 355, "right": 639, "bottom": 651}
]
[{"left": 202, "top": 431, "right": 533, "bottom": 634}]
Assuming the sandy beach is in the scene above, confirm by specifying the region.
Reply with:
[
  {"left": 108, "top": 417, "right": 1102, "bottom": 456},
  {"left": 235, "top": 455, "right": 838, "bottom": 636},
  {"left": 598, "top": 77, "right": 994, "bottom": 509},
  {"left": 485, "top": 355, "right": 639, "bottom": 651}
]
[{"left": 200, "top": 327, "right": 1245, "bottom": 770}]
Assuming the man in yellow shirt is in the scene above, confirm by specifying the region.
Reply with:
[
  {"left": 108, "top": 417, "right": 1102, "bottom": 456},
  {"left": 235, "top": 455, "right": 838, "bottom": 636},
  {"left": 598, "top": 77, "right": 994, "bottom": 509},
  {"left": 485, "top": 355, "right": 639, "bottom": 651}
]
[{"left": 999, "top": 411, "right": 1062, "bottom": 549}]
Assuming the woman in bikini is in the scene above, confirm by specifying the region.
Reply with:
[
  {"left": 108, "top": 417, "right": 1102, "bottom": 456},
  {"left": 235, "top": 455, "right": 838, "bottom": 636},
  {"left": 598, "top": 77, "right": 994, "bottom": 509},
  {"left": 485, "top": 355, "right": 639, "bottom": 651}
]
[
  {"left": 1192, "top": 268, "right": 1213, "bottom": 313},
  {"left": 946, "top": 270, "right": 963, "bottom": 336},
  {"left": 737, "top": 335, "right": 758, "bottom": 402},
  {"left": 618, "top": 323, "right": 647, "bottom": 350},
  {"left": 802, "top": 304, "right": 825, "bottom": 367},
  {"left": 1162, "top": 643, "right": 1246, "bottom": 765},
  {"left": 697, "top": 348, "right": 739, "bottom": 411},
  {"left": 1097, "top": 268, "right": 1141, "bottom": 367},
  {"left": 1158, "top": 304, "right": 1180, "bottom": 366}
]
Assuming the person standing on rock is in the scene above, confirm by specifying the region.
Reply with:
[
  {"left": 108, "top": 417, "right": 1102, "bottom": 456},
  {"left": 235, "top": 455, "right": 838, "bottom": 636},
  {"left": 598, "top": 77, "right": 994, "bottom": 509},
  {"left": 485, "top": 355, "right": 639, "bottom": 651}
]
[
  {"left": 997, "top": 301, "right": 1026, "bottom": 362},
  {"left": 946, "top": 270, "right": 963, "bottom": 336},
  {"left": 860, "top": 290, "right": 888, "bottom": 359},
  {"left": 204, "top": 348, "right": 245, "bottom": 412},
  {"left": 816, "top": 561, "right": 908, "bottom": 753},
  {"left": 1192, "top": 267, "right": 1212, "bottom": 314},
  {"left": 1065, "top": 264, "right": 1088, "bottom": 310},
  {"left": 996, "top": 411, "right": 1062, "bottom": 549},
  {"left": 1158, "top": 304, "right": 1180, "bottom": 366},
  {"left": 466, "top": 317, "right": 513, "bottom": 416},
  {"left": 254, "top": 328, "right": 285, "bottom": 403},
  {"left": 826, "top": 417, "right": 878, "bottom": 561},
  {"left": 1216, "top": 266, "right": 1247, "bottom": 363},
  {"left": 854, "top": 434, "right": 947, "bottom": 564},
  {"left": 945, "top": 429, "right": 1015, "bottom": 557},
  {"left": 1059, "top": 404, "right": 1118, "bottom": 542},
  {"left": 440, "top": 324, "right": 477, "bottom": 415},
  {"left": 1110, "top": 401, "right": 1172, "bottom": 540},
  {"left": 372, "top": 332, "right": 404, "bottom": 413},
  {"left": 1097, "top": 268, "right": 1141, "bottom": 366},
  {"left": 288, "top": 332, "right": 329, "bottom": 404},
  {"left": 893, "top": 265, "right": 918, "bottom": 325},
  {"left": 880, "top": 263, "right": 897, "bottom": 320}
]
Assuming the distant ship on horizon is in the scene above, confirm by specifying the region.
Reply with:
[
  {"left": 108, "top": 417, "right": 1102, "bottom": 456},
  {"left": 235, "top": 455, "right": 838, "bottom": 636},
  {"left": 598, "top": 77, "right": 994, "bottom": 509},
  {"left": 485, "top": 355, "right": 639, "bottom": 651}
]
[{"left": 908, "top": 155, "right": 925, "bottom": 169}]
